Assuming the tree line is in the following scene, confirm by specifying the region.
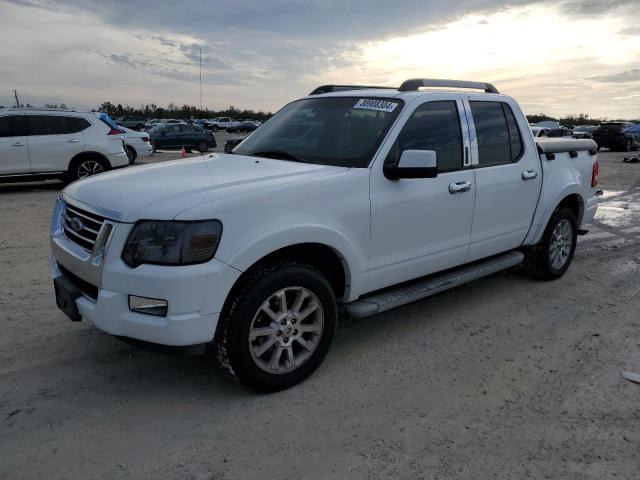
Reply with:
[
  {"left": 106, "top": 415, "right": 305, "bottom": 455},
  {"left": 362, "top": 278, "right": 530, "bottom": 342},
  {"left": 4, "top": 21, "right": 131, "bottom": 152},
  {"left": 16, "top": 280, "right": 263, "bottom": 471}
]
[
  {"left": 96, "top": 102, "right": 273, "bottom": 121},
  {"left": 526, "top": 113, "right": 639, "bottom": 126}
]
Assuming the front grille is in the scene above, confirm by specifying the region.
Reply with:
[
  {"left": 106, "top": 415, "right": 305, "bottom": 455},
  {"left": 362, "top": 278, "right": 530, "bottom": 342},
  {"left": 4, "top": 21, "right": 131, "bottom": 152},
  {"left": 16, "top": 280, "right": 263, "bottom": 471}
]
[{"left": 63, "top": 203, "right": 106, "bottom": 251}]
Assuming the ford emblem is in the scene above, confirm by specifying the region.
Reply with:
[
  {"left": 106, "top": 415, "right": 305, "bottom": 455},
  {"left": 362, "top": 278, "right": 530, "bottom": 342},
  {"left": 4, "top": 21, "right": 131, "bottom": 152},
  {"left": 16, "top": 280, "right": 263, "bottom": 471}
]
[{"left": 69, "top": 217, "right": 84, "bottom": 233}]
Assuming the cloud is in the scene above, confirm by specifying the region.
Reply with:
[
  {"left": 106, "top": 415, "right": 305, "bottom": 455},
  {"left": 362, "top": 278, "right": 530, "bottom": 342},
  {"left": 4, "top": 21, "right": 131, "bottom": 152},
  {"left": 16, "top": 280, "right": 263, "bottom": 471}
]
[
  {"left": 590, "top": 69, "right": 640, "bottom": 83},
  {"left": 1, "top": 0, "right": 640, "bottom": 118}
]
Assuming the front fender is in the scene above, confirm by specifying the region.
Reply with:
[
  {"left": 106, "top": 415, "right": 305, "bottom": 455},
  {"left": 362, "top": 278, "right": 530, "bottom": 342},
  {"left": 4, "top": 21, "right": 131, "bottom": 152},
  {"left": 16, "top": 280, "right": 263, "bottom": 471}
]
[{"left": 215, "top": 224, "right": 363, "bottom": 301}]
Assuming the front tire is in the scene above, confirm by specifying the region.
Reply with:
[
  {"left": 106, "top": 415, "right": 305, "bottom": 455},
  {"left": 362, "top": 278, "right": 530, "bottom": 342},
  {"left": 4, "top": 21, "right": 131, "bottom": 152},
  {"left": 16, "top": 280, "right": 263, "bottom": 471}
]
[
  {"left": 196, "top": 140, "right": 209, "bottom": 153},
  {"left": 524, "top": 208, "right": 577, "bottom": 280},
  {"left": 214, "top": 261, "right": 337, "bottom": 392}
]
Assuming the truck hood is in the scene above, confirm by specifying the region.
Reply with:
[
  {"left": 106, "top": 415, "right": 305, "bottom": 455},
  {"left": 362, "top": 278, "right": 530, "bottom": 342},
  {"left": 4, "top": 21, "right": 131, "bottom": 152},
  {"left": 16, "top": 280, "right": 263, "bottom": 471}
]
[{"left": 62, "top": 153, "right": 348, "bottom": 222}]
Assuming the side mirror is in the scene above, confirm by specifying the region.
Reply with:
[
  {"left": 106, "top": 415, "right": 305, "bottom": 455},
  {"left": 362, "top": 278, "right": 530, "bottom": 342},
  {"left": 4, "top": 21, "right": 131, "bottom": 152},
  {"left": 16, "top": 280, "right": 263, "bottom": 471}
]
[{"left": 384, "top": 149, "right": 438, "bottom": 180}]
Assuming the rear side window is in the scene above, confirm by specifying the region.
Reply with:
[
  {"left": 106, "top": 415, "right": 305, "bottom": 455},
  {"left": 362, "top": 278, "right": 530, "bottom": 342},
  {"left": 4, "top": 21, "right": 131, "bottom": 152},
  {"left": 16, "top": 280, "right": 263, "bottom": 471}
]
[
  {"left": 68, "top": 117, "right": 91, "bottom": 133},
  {"left": 470, "top": 102, "right": 523, "bottom": 166},
  {"left": 392, "top": 101, "right": 463, "bottom": 172},
  {"left": 26, "top": 115, "right": 69, "bottom": 136},
  {"left": 0, "top": 116, "right": 23, "bottom": 137}
]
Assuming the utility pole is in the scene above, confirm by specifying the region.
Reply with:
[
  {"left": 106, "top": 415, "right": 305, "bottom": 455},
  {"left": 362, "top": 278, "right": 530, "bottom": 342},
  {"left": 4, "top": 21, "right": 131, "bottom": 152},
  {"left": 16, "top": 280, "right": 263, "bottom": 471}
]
[
  {"left": 199, "top": 48, "right": 203, "bottom": 112},
  {"left": 14, "top": 89, "right": 20, "bottom": 108}
]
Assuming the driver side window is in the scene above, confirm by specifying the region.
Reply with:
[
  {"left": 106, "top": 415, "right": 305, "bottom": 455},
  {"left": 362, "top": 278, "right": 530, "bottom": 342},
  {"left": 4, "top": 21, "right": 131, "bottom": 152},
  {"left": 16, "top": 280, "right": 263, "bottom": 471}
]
[{"left": 387, "top": 101, "right": 463, "bottom": 173}]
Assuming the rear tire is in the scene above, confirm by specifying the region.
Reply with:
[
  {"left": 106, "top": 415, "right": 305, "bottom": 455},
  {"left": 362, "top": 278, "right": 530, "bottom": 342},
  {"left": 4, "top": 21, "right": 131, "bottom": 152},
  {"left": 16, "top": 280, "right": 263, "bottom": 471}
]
[
  {"left": 125, "top": 146, "right": 137, "bottom": 164},
  {"left": 524, "top": 208, "right": 577, "bottom": 280},
  {"left": 214, "top": 261, "right": 337, "bottom": 392},
  {"left": 68, "top": 156, "right": 109, "bottom": 181}
]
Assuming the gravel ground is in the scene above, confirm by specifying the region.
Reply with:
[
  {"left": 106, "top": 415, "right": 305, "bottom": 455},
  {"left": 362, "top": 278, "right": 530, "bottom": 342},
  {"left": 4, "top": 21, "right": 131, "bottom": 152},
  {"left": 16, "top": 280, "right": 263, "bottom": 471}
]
[{"left": 1, "top": 149, "right": 639, "bottom": 479}]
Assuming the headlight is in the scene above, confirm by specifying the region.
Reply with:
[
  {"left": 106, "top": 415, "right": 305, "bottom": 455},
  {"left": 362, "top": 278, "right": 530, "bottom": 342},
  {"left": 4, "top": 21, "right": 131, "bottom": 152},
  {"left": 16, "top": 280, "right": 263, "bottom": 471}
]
[{"left": 122, "top": 220, "right": 222, "bottom": 268}]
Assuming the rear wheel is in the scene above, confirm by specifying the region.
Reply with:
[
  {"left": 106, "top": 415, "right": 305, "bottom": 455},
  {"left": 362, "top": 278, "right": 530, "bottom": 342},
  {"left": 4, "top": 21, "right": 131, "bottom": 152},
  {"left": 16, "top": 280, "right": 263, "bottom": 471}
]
[
  {"left": 125, "top": 146, "right": 137, "bottom": 164},
  {"left": 524, "top": 208, "right": 577, "bottom": 280},
  {"left": 625, "top": 138, "right": 633, "bottom": 152},
  {"left": 197, "top": 140, "right": 209, "bottom": 153},
  {"left": 69, "top": 156, "right": 108, "bottom": 181},
  {"left": 214, "top": 261, "right": 337, "bottom": 392}
]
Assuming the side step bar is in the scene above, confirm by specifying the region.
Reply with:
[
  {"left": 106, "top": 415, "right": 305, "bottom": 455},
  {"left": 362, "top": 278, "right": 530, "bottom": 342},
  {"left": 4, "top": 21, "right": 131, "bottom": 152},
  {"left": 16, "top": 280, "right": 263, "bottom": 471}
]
[{"left": 345, "top": 251, "right": 524, "bottom": 318}]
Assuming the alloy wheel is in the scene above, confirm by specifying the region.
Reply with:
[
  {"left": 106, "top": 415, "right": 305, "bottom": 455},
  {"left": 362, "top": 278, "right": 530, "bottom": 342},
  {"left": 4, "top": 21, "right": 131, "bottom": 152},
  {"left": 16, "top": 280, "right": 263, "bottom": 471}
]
[
  {"left": 77, "top": 160, "right": 104, "bottom": 178},
  {"left": 549, "top": 219, "right": 573, "bottom": 270},
  {"left": 248, "top": 286, "right": 324, "bottom": 374}
]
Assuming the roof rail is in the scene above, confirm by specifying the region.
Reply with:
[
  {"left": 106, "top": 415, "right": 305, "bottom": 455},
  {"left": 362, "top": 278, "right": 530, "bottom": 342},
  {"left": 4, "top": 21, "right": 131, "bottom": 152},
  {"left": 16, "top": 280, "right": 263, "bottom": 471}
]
[
  {"left": 398, "top": 79, "right": 499, "bottom": 94},
  {"left": 309, "top": 85, "right": 393, "bottom": 95},
  {"left": 4, "top": 107, "right": 77, "bottom": 112}
]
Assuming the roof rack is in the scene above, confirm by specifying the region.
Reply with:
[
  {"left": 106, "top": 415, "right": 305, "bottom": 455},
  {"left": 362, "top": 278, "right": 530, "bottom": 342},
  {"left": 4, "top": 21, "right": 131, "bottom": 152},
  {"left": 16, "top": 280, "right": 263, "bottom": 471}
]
[
  {"left": 309, "top": 85, "right": 393, "bottom": 95},
  {"left": 398, "top": 79, "right": 499, "bottom": 93}
]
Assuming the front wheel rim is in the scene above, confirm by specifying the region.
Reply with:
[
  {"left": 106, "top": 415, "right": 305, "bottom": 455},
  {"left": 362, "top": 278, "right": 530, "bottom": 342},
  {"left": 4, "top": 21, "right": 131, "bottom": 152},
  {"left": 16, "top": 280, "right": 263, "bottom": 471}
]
[
  {"left": 549, "top": 219, "right": 573, "bottom": 270},
  {"left": 248, "top": 286, "right": 324, "bottom": 374},
  {"left": 77, "top": 160, "right": 104, "bottom": 178}
]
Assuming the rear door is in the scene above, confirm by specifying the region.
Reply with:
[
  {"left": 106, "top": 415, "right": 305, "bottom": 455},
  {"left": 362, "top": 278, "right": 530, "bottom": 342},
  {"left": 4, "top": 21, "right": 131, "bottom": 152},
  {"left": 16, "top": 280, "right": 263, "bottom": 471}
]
[
  {"left": 26, "top": 115, "right": 85, "bottom": 173},
  {"left": 465, "top": 99, "right": 542, "bottom": 262},
  {"left": 0, "top": 115, "right": 29, "bottom": 174},
  {"left": 178, "top": 124, "right": 197, "bottom": 147},
  {"left": 369, "top": 97, "right": 476, "bottom": 291}
]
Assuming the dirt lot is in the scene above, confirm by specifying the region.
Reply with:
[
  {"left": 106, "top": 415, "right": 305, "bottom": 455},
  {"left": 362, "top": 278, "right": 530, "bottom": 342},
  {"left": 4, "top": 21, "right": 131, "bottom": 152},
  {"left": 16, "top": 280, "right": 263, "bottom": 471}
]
[{"left": 1, "top": 149, "right": 639, "bottom": 479}]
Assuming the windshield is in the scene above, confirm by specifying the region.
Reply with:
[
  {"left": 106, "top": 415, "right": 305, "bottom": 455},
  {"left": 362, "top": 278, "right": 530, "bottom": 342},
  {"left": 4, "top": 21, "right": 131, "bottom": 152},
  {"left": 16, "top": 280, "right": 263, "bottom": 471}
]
[{"left": 233, "top": 96, "right": 403, "bottom": 167}]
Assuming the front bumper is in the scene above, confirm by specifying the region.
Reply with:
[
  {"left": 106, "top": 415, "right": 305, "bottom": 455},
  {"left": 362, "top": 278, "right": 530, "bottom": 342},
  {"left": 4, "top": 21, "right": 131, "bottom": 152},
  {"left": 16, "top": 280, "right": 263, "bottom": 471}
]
[{"left": 50, "top": 197, "right": 241, "bottom": 346}]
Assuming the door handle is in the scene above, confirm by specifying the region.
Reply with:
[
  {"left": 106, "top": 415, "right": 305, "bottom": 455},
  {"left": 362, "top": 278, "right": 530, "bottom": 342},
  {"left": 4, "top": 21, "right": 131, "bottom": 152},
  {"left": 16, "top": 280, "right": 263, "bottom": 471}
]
[
  {"left": 448, "top": 180, "right": 472, "bottom": 194},
  {"left": 67, "top": 139, "right": 81, "bottom": 143},
  {"left": 11, "top": 142, "right": 25, "bottom": 147},
  {"left": 522, "top": 170, "right": 539, "bottom": 181}
]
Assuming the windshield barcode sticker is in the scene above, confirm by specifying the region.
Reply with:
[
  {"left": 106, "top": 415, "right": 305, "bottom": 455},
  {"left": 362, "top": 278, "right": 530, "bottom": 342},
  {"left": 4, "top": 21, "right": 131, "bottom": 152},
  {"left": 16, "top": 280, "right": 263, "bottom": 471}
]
[{"left": 353, "top": 99, "right": 398, "bottom": 113}]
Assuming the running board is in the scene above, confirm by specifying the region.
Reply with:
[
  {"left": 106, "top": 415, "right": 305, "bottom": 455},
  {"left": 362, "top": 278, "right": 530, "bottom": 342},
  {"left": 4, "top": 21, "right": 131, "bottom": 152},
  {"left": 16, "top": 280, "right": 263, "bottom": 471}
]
[{"left": 345, "top": 251, "right": 524, "bottom": 318}]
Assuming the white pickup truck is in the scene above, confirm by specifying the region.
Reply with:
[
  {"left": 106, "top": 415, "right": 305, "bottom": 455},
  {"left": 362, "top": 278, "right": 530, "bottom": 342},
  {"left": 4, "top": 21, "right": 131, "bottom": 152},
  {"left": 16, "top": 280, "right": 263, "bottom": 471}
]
[
  {"left": 50, "top": 79, "right": 601, "bottom": 391},
  {"left": 208, "top": 117, "right": 241, "bottom": 131}
]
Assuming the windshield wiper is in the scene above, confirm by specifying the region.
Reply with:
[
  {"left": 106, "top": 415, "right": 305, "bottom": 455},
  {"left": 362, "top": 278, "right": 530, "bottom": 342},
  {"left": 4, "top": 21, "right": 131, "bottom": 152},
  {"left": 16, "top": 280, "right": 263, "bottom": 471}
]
[{"left": 251, "top": 150, "right": 310, "bottom": 163}]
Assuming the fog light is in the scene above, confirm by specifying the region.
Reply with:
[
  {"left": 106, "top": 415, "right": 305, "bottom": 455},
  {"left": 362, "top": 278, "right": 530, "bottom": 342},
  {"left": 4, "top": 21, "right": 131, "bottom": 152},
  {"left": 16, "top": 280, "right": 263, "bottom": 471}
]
[{"left": 129, "top": 295, "right": 168, "bottom": 317}]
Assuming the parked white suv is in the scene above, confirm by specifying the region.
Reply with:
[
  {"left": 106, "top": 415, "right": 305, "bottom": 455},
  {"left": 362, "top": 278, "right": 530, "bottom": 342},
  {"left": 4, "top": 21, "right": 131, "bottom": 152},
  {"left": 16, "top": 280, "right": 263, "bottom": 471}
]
[
  {"left": 50, "top": 79, "right": 600, "bottom": 392},
  {"left": 0, "top": 109, "right": 128, "bottom": 182}
]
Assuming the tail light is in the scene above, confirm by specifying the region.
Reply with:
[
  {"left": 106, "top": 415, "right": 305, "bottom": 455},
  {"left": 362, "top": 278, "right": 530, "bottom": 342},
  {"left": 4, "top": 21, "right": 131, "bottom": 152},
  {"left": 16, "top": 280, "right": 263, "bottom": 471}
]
[
  {"left": 591, "top": 159, "right": 599, "bottom": 188},
  {"left": 141, "top": 136, "right": 150, "bottom": 143},
  {"left": 108, "top": 128, "right": 122, "bottom": 136}
]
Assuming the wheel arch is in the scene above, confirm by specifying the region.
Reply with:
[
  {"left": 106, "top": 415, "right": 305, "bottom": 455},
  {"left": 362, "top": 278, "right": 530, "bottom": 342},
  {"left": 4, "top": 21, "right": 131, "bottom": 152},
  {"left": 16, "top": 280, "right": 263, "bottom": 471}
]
[
  {"left": 525, "top": 188, "right": 584, "bottom": 245},
  {"left": 223, "top": 242, "right": 351, "bottom": 308},
  {"left": 69, "top": 151, "right": 112, "bottom": 171}
]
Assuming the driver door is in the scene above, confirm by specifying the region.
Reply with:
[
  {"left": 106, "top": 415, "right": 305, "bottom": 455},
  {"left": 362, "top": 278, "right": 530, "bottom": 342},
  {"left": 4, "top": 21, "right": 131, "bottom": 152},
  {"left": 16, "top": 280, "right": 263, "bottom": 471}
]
[{"left": 368, "top": 97, "right": 476, "bottom": 292}]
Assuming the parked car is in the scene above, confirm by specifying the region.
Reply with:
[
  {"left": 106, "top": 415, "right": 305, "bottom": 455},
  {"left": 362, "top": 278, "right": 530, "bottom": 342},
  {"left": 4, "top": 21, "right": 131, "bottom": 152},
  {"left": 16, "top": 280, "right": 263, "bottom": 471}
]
[
  {"left": 119, "top": 126, "right": 153, "bottom": 164},
  {"left": 50, "top": 78, "right": 600, "bottom": 392},
  {"left": 547, "top": 127, "right": 573, "bottom": 138},
  {"left": 149, "top": 123, "right": 216, "bottom": 152},
  {"left": 227, "top": 121, "right": 260, "bottom": 133},
  {"left": 224, "top": 135, "right": 246, "bottom": 153},
  {"left": 0, "top": 108, "right": 128, "bottom": 182},
  {"left": 115, "top": 116, "right": 146, "bottom": 130},
  {"left": 592, "top": 122, "right": 638, "bottom": 151},
  {"left": 208, "top": 117, "right": 241, "bottom": 131},
  {"left": 531, "top": 126, "right": 551, "bottom": 138},
  {"left": 572, "top": 125, "right": 598, "bottom": 139},
  {"left": 144, "top": 119, "right": 164, "bottom": 130}
]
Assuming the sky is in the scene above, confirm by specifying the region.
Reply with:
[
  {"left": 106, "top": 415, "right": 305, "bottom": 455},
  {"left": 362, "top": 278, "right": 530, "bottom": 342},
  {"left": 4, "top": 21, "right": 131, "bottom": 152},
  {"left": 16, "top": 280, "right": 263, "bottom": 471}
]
[{"left": 0, "top": 0, "right": 639, "bottom": 118}]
